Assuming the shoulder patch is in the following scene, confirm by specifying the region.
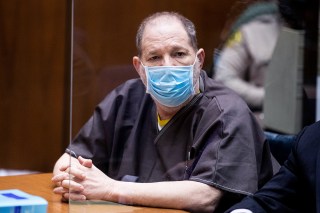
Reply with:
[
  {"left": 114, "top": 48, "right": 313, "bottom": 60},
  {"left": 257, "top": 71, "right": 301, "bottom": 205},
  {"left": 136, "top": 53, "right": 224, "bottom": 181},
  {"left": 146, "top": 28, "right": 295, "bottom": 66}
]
[{"left": 226, "top": 31, "right": 242, "bottom": 47}]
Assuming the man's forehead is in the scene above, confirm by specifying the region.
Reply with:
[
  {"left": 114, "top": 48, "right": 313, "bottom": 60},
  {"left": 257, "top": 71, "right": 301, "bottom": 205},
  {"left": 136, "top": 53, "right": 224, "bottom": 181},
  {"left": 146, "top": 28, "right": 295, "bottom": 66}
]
[
  {"left": 142, "top": 17, "right": 188, "bottom": 42},
  {"left": 143, "top": 43, "right": 189, "bottom": 55},
  {"left": 141, "top": 32, "right": 191, "bottom": 56},
  {"left": 143, "top": 15, "right": 185, "bottom": 35}
]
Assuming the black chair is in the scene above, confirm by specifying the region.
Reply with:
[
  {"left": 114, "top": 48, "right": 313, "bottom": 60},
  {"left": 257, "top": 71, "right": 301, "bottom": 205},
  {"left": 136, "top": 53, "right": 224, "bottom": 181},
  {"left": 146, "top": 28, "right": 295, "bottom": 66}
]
[{"left": 265, "top": 131, "right": 296, "bottom": 165}]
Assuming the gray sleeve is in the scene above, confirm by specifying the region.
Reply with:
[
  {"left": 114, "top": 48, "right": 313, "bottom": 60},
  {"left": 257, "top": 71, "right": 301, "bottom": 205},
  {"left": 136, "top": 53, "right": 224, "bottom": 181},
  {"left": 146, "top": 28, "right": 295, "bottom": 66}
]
[{"left": 189, "top": 98, "right": 273, "bottom": 196}]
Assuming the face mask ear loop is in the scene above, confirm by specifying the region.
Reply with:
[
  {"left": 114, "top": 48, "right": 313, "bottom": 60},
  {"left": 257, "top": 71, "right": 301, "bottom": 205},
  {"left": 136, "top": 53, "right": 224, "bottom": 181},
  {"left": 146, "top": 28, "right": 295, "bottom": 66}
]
[
  {"left": 192, "top": 52, "right": 201, "bottom": 93},
  {"left": 191, "top": 51, "right": 201, "bottom": 73},
  {"left": 140, "top": 61, "right": 147, "bottom": 71},
  {"left": 193, "top": 49, "right": 202, "bottom": 66},
  {"left": 139, "top": 61, "right": 150, "bottom": 92}
]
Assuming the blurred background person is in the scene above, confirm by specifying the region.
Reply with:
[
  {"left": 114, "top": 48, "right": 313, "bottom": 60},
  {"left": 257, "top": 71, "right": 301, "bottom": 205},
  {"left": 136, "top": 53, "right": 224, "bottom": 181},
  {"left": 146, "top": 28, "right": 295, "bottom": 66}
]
[
  {"left": 213, "top": 0, "right": 281, "bottom": 123},
  {"left": 213, "top": 0, "right": 308, "bottom": 166},
  {"left": 212, "top": 0, "right": 307, "bottom": 126}
]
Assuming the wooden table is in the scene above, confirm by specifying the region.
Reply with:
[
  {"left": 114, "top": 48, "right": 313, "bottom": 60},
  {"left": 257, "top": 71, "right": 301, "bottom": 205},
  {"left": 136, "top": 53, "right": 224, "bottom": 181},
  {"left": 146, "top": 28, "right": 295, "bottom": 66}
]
[{"left": 0, "top": 173, "right": 188, "bottom": 213}]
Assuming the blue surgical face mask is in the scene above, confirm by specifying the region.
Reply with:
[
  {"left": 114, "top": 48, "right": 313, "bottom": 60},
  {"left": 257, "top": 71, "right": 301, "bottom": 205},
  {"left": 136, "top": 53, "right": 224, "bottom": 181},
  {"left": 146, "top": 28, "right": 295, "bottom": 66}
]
[{"left": 142, "top": 58, "right": 197, "bottom": 107}]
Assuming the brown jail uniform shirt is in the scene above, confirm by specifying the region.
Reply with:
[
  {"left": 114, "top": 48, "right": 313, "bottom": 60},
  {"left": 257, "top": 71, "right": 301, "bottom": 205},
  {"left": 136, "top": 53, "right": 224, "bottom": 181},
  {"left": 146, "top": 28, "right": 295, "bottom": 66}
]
[{"left": 67, "top": 71, "right": 273, "bottom": 210}]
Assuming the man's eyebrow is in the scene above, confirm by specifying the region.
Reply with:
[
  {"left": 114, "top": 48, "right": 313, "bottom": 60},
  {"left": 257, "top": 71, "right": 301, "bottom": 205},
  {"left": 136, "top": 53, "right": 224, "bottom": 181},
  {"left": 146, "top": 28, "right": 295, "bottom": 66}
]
[
  {"left": 145, "top": 50, "right": 158, "bottom": 56},
  {"left": 143, "top": 45, "right": 190, "bottom": 57},
  {"left": 171, "top": 45, "right": 190, "bottom": 52}
]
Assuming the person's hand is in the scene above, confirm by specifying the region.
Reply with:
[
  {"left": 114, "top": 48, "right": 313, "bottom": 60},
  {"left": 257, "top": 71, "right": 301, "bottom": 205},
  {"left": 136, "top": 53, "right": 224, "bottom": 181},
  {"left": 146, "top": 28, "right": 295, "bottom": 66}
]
[
  {"left": 51, "top": 156, "right": 86, "bottom": 201},
  {"left": 52, "top": 156, "right": 115, "bottom": 201}
]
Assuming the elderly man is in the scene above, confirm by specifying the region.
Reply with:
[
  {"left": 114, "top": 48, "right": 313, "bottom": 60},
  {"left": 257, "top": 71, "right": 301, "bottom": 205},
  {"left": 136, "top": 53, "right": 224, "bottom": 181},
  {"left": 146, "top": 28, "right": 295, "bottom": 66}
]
[{"left": 52, "top": 12, "right": 274, "bottom": 213}]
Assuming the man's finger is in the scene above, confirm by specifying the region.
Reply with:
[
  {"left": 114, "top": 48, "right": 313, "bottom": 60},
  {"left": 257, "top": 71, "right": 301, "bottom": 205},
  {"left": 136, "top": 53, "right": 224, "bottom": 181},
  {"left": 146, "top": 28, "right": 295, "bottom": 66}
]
[
  {"left": 53, "top": 186, "right": 68, "bottom": 195},
  {"left": 63, "top": 192, "right": 86, "bottom": 201},
  {"left": 68, "top": 166, "right": 86, "bottom": 180},
  {"left": 51, "top": 173, "right": 69, "bottom": 183},
  {"left": 61, "top": 179, "right": 84, "bottom": 192}
]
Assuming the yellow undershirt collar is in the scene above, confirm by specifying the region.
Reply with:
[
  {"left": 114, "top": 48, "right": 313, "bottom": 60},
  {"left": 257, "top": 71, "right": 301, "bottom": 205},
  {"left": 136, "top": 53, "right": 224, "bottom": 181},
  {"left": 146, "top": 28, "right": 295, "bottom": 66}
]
[
  {"left": 157, "top": 89, "right": 202, "bottom": 130},
  {"left": 157, "top": 114, "right": 170, "bottom": 129}
]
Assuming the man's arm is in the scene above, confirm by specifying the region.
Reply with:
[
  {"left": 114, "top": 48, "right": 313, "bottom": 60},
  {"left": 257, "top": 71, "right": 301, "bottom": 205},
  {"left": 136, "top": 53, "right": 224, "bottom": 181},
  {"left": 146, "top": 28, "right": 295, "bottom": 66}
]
[
  {"left": 112, "top": 179, "right": 222, "bottom": 213},
  {"left": 52, "top": 156, "right": 223, "bottom": 213}
]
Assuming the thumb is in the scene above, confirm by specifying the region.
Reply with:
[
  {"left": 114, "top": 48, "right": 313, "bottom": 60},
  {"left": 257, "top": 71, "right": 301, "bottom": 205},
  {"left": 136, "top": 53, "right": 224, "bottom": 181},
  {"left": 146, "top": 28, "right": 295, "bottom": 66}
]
[{"left": 78, "top": 156, "right": 93, "bottom": 168}]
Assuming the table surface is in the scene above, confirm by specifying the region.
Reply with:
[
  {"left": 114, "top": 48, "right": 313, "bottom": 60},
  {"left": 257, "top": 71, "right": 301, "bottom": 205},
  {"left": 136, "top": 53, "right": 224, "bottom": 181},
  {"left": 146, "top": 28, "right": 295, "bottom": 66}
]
[{"left": 0, "top": 173, "right": 188, "bottom": 213}]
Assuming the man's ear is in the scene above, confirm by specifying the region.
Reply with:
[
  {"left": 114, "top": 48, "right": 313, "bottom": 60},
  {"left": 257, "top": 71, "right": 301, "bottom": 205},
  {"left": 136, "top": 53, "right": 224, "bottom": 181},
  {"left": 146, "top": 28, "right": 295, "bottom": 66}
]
[
  {"left": 133, "top": 56, "right": 143, "bottom": 76},
  {"left": 133, "top": 56, "right": 147, "bottom": 85},
  {"left": 197, "top": 48, "right": 205, "bottom": 69}
]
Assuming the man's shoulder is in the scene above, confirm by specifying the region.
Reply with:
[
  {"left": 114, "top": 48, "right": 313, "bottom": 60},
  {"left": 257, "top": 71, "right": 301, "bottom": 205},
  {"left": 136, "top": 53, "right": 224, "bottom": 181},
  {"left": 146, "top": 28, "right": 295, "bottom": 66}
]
[
  {"left": 117, "top": 78, "right": 144, "bottom": 90},
  {"left": 98, "top": 78, "right": 147, "bottom": 107},
  {"left": 202, "top": 72, "right": 249, "bottom": 109},
  {"left": 107, "top": 78, "right": 145, "bottom": 97},
  {"left": 296, "top": 121, "right": 320, "bottom": 152}
]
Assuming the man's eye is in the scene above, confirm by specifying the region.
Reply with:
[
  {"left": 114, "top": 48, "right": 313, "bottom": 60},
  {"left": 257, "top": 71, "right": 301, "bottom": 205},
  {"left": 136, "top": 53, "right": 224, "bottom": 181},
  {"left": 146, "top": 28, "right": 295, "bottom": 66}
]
[
  {"left": 148, "top": 56, "right": 160, "bottom": 61},
  {"left": 174, "top": 52, "right": 186, "bottom": 57}
]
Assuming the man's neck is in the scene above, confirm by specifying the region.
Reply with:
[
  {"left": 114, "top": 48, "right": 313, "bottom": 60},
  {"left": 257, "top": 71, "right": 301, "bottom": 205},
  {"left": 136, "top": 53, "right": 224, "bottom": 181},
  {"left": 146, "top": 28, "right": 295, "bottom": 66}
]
[
  {"left": 155, "top": 96, "right": 196, "bottom": 120},
  {"left": 156, "top": 104, "right": 181, "bottom": 120}
]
